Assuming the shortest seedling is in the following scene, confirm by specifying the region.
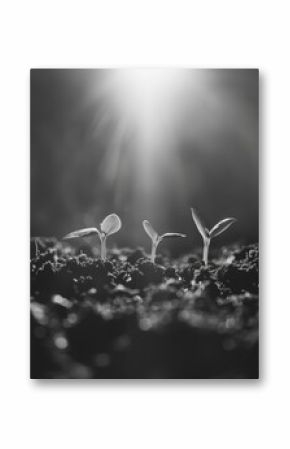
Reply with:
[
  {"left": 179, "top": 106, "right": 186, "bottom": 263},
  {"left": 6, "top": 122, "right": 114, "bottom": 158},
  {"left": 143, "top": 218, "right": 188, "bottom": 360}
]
[
  {"left": 63, "top": 213, "right": 122, "bottom": 261},
  {"left": 143, "top": 220, "right": 186, "bottom": 264},
  {"left": 191, "top": 208, "right": 236, "bottom": 267},
  {"left": 31, "top": 237, "right": 40, "bottom": 257}
]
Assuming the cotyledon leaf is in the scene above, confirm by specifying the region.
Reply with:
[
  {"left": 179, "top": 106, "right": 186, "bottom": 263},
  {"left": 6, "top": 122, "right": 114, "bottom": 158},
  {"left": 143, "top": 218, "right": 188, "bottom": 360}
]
[
  {"left": 143, "top": 220, "right": 159, "bottom": 241},
  {"left": 161, "top": 232, "right": 187, "bottom": 239},
  {"left": 63, "top": 227, "right": 100, "bottom": 239},
  {"left": 209, "top": 218, "right": 237, "bottom": 238},
  {"left": 100, "top": 214, "right": 122, "bottom": 236},
  {"left": 190, "top": 208, "right": 208, "bottom": 239}
]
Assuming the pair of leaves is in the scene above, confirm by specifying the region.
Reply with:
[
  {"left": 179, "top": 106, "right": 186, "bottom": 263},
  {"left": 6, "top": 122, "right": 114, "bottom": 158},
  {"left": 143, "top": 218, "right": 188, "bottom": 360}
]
[
  {"left": 143, "top": 220, "right": 186, "bottom": 242},
  {"left": 63, "top": 214, "right": 122, "bottom": 240},
  {"left": 190, "top": 208, "right": 236, "bottom": 240}
]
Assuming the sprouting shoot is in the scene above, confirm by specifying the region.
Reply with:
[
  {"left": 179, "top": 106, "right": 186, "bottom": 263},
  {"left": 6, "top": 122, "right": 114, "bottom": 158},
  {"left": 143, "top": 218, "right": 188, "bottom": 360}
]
[
  {"left": 142, "top": 220, "right": 186, "bottom": 263},
  {"left": 63, "top": 213, "right": 122, "bottom": 261},
  {"left": 190, "top": 208, "right": 236, "bottom": 267}
]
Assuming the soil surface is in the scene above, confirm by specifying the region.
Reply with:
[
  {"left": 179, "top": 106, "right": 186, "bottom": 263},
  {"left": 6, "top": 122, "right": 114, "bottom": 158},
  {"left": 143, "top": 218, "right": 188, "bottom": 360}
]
[{"left": 30, "top": 240, "right": 259, "bottom": 379}]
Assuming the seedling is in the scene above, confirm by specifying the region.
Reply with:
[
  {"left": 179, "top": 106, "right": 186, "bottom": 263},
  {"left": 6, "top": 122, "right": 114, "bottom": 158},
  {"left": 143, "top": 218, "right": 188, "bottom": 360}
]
[
  {"left": 63, "top": 214, "right": 122, "bottom": 261},
  {"left": 190, "top": 208, "right": 236, "bottom": 267},
  {"left": 143, "top": 220, "right": 186, "bottom": 263},
  {"left": 31, "top": 237, "right": 40, "bottom": 257}
]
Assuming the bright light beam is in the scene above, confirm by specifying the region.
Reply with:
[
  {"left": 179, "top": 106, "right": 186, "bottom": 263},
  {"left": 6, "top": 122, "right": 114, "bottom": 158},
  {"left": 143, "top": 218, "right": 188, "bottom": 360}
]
[
  {"left": 90, "top": 69, "right": 204, "bottom": 216},
  {"left": 106, "top": 69, "right": 190, "bottom": 194},
  {"left": 112, "top": 69, "right": 186, "bottom": 143}
]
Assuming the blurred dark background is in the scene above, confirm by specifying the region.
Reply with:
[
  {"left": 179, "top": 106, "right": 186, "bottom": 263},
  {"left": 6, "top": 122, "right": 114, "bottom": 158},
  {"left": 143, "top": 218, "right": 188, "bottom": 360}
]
[{"left": 31, "top": 69, "right": 258, "bottom": 255}]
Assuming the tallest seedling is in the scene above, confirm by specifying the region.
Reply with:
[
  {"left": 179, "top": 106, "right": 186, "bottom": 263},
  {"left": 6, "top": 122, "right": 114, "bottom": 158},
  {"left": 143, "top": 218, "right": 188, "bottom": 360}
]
[{"left": 190, "top": 208, "right": 236, "bottom": 267}]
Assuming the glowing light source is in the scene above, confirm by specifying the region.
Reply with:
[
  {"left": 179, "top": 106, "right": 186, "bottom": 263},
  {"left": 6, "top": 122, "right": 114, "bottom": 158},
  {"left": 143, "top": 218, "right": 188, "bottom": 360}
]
[
  {"left": 112, "top": 69, "right": 187, "bottom": 144},
  {"left": 90, "top": 69, "right": 204, "bottom": 215}
]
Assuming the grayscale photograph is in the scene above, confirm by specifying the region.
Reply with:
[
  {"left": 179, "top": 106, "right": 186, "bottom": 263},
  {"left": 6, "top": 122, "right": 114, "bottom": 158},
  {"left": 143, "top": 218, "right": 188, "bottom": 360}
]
[{"left": 30, "top": 68, "right": 259, "bottom": 379}]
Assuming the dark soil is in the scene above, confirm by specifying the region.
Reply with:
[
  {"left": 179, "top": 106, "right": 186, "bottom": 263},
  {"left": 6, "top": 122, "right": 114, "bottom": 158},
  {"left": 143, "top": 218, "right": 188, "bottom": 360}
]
[{"left": 30, "top": 240, "right": 259, "bottom": 379}]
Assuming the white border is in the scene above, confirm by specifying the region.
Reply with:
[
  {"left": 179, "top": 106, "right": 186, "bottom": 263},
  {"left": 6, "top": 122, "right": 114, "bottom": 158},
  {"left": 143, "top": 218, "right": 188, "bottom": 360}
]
[{"left": 1, "top": 1, "right": 289, "bottom": 448}]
